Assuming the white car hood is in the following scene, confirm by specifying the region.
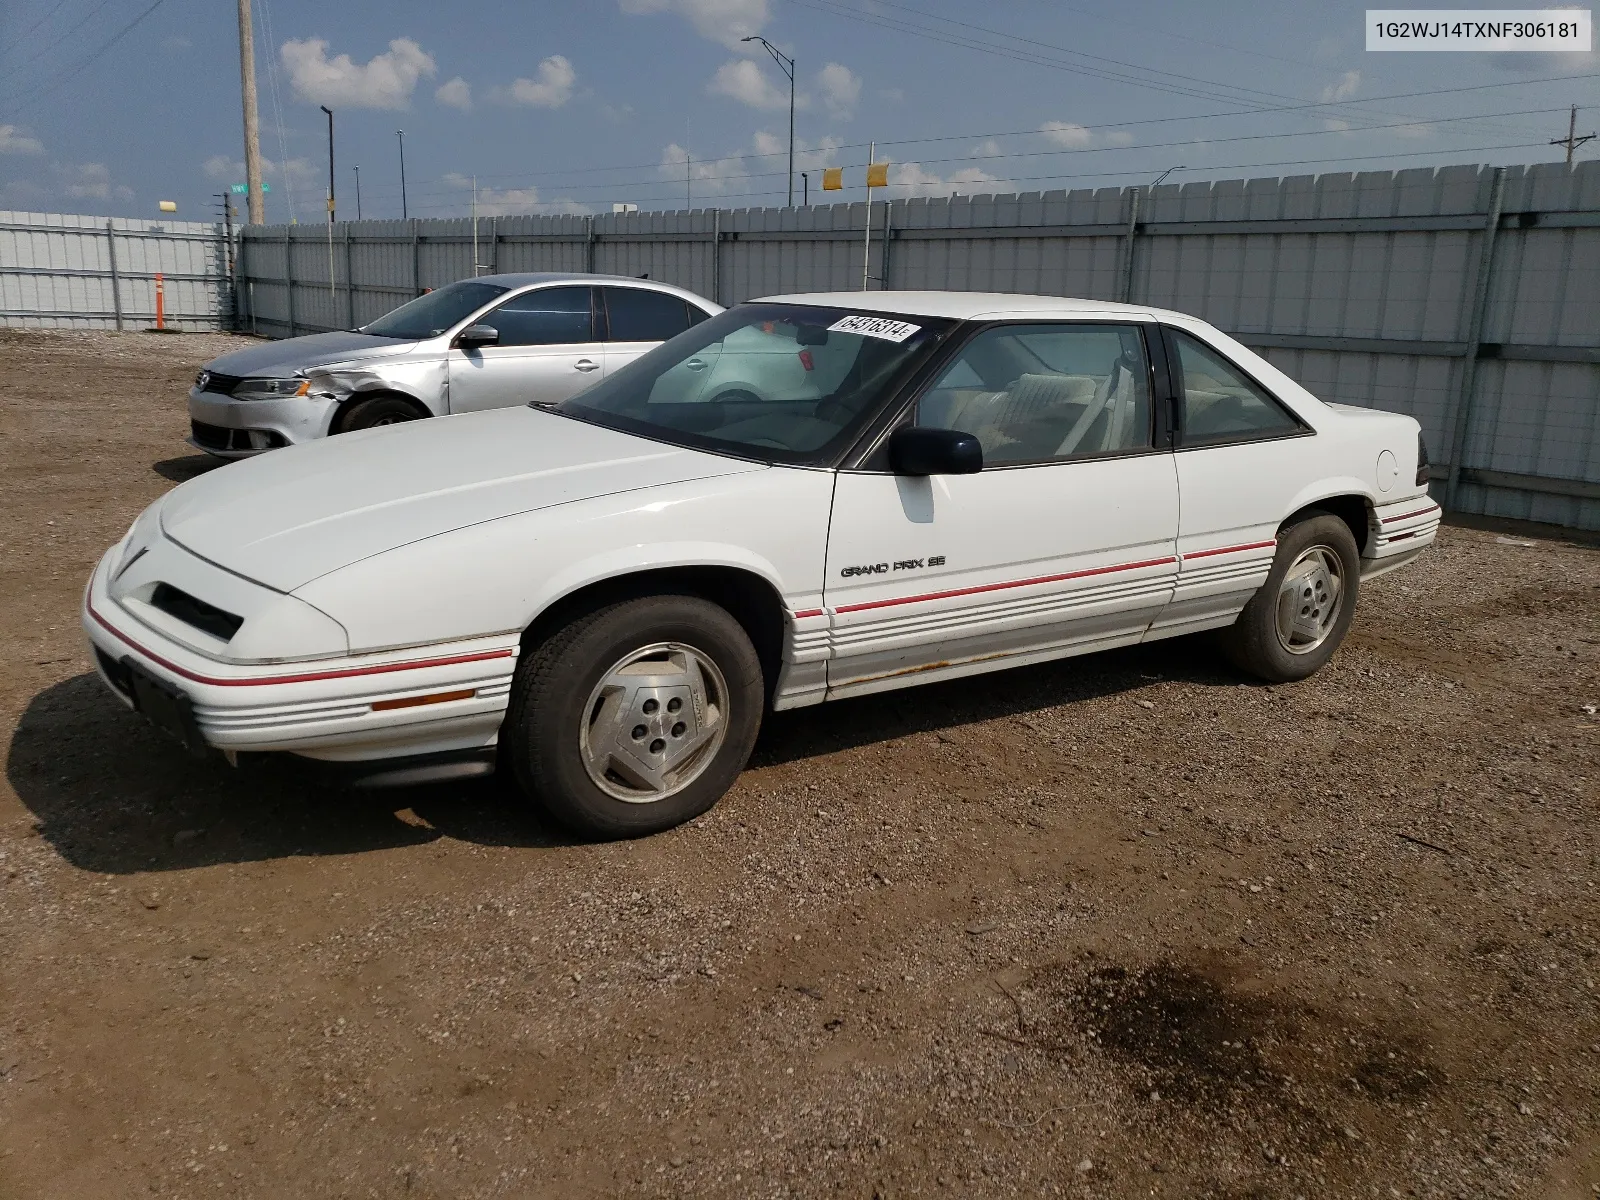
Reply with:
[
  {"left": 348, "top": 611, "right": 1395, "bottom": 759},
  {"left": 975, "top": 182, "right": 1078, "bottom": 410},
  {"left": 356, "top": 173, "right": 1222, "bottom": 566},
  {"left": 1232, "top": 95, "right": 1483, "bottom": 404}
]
[{"left": 159, "top": 407, "right": 766, "bottom": 592}]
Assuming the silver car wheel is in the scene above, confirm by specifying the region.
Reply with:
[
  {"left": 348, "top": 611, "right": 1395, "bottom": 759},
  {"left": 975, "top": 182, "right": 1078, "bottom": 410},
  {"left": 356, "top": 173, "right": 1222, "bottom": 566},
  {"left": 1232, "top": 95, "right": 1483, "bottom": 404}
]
[
  {"left": 578, "top": 642, "right": 730, "bottom": 804},
  {"left": 1275, "top": 545, "right": 1344, "bottom": 655}
]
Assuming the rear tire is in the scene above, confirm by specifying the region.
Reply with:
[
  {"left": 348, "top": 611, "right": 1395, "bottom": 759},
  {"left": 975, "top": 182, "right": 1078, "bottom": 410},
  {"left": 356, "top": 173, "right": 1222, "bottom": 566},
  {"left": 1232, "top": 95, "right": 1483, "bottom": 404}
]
[
  {"left": 503, "top": 594, "right": 764, "bottom": 839},
  {"left": 1218, "top": 513, "right": 1360, "bottom": 683},
  {"left": 339, "top": 394, "right": 425, "bottom": 433}
]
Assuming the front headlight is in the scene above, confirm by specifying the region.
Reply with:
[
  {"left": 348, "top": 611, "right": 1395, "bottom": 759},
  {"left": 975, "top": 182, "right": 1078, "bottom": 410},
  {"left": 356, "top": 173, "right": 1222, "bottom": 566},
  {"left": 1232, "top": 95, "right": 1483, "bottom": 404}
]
[{"left": 233, "top": 377, "right": 311, "bottom": 400}]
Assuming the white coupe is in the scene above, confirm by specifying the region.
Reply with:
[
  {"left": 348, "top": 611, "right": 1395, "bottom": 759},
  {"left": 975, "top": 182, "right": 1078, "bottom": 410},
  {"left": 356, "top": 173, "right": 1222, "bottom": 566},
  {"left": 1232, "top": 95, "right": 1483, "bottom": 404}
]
[{"left": 84, "top": 292, "right": 1441, "bottom": 838}]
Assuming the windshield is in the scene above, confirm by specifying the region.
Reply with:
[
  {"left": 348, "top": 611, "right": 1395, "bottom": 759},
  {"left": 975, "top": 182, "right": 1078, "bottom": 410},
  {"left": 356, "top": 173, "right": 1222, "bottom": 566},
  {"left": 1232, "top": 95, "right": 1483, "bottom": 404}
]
[
  {"left": 362, "top": 279, "right": 509, "bottom": 339},
  {"left": 554, "top": 303, "right": 951, "bottom": 465}
]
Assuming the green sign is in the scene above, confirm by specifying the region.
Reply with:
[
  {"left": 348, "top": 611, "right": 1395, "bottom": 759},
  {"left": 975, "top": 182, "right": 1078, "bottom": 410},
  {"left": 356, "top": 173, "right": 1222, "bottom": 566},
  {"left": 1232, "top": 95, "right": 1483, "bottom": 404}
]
[{"left": 230, "top": 183, "right": 270, "bottom": 194}]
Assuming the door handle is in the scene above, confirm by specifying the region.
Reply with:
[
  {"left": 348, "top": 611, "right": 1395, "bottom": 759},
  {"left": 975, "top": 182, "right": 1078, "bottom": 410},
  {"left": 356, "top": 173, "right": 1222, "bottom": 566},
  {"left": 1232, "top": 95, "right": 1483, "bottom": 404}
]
[
  {"left": 574, "top": 359, "right": 599, "bottom": 372},
  {"left": 684, "top": 358, "right": 707, "bottom": 371}
]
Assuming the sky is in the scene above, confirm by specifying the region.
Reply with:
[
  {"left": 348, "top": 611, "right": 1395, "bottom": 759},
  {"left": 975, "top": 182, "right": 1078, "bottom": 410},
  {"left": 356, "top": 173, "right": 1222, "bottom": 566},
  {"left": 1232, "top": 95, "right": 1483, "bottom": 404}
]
[{"left": 0, "top": 0, "right": 1595, "bottom": 224}]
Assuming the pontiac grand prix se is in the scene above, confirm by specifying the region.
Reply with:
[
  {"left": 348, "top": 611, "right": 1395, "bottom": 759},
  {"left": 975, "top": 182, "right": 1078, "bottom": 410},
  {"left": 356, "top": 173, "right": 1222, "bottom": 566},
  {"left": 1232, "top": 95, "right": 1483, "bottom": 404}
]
[{"left": 84, "top": 292, "right": 1441, "bottom": 838}]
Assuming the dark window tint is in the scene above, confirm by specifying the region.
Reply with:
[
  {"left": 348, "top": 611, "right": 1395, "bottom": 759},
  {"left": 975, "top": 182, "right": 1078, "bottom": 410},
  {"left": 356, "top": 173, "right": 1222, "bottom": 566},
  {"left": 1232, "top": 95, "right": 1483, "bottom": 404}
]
[
  {"left": 363, "top": 279, "right": 508, "bottom": 339},
  {"left": 480, "top": 287, "right": 594, "bottom": 347},
  {"left": 1171, "top": 331, "right": 1301, "bottom": 444},
  {"left": 605, "top": 287, "right": 696, "bottom": 342}
]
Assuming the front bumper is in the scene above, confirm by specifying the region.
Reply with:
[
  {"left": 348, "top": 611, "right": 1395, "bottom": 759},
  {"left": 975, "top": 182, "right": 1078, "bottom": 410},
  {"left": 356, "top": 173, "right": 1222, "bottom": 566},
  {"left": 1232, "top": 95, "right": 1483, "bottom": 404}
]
[
  {"left": 83, "top": 549, "right": 519, "bottom": 763},
  {"left": 186, "top": 386, "right": 338, "bottom": 458}
]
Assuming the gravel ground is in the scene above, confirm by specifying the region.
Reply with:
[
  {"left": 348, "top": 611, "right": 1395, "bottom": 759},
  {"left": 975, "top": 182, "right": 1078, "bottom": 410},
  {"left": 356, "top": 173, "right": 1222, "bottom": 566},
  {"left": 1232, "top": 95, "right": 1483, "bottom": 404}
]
[{"left": 1, "top": 330, "right": 1597, "bottom": 1199}]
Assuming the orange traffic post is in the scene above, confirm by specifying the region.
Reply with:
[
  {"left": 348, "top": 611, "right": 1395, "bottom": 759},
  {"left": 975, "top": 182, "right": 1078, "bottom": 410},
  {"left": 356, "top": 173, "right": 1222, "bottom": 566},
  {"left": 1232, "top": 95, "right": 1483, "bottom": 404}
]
[{"left": 154, "top": 272, "right": 166, "bottom": 330}]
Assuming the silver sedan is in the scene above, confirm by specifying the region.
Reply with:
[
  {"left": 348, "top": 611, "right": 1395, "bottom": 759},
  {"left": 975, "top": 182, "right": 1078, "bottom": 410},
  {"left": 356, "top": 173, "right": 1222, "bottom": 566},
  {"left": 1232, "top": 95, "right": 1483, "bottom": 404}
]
[{"left": 187, "top": 273, "right": 721, "bottom": 458}]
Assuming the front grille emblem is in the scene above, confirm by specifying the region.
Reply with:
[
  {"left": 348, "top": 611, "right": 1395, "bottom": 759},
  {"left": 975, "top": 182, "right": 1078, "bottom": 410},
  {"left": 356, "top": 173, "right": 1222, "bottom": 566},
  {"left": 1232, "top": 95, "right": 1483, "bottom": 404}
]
[{"left": 196, "top": 371, "right": 210, "bottom": 391}]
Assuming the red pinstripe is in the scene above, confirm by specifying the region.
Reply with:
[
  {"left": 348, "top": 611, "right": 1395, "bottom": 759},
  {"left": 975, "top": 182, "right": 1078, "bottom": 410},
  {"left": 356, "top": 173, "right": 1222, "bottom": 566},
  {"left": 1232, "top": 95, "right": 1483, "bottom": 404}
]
[
  {"left": 792, "top": 608, "right": 824, "bottom": 619},
  {"left": 832, "top": 555, "right": 1178, "bottom": 614},
  {"left": 88, "top": 603, "right": 513, "bottom": 688},
  {"left": 1181, "top": 539, "right": 1277, "bottom": 562},
  {"left": 1381, "top": 503, "right": 1440, "bottom": 525}
]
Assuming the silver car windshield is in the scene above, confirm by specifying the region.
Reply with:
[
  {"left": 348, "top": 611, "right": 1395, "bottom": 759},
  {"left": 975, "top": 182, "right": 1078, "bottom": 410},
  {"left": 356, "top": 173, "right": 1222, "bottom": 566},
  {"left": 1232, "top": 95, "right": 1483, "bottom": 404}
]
[
  {"left": 555, "top": 303, "right": 951, "bottom": 466},
  {"left": 361, "top": 280, "right": 509, "bottom": 340}
]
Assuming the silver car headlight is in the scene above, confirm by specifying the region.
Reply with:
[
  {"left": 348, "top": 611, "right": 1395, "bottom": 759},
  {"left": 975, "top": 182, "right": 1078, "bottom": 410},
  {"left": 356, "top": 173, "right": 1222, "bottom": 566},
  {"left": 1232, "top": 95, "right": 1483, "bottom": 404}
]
[{"left": 233, "top": 376, "right": 311, "bottom": 400}]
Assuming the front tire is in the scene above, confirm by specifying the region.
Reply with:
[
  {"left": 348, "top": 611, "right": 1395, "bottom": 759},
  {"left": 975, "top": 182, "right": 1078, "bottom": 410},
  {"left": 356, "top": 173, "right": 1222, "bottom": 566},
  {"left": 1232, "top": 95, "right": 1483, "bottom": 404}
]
[
  {"left": 503, "top": 595, "right": 764, "bottom": 839},
  {"left": 339, "top": 394, "right": 425, "bottom": 433},
  {"left": 1219, "top": 513, "right": 1360, "bottom": 683}
]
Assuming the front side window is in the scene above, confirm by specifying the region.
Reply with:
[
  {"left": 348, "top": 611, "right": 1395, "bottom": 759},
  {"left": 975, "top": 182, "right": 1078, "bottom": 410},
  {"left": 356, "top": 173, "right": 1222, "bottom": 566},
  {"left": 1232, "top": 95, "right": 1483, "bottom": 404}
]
[
  {"left": 1170, "top": 331, "right": 1302, "bottom": 445},
  {"left": 556, "top": 303, "right": 951, "bottom": 465},
  {"left": 479, "top": 286, "right": 594, "bottom": 347},
  {"left": 362, "top": 279, "right": 509, "bottom": 340},
  {"left": 914, "top": 323, "right": 1153, "bottom": 465},
  {"left": 604, "top": 287, "right": 697, "bottom": 342}
]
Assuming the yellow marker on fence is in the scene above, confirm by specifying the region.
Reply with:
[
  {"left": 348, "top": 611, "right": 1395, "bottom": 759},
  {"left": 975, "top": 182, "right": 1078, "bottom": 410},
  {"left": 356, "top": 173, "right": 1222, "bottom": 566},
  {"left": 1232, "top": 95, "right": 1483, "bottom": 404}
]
[
  {"left": 157, "top": 201, "right": 177, "bottom": 213},
  {"left": 821, "top": 167, "right": 843, "bottom": 191}
]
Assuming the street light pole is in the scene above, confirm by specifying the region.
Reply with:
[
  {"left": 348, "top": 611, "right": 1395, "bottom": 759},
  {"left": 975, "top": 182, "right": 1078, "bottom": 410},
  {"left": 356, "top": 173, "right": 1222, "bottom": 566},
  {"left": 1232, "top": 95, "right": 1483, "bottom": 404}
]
[
  {"left": 742, "top": 35, "right": 795, "bottom": 207},
  {"left": 397, "top": 130, "right": 408, "bottom": 219},
  {"left": 353, "top": 164, "right": 361, "bottom": 221},
  {"left": 320, "top": 105, "right": 335, "bottom": 222}
]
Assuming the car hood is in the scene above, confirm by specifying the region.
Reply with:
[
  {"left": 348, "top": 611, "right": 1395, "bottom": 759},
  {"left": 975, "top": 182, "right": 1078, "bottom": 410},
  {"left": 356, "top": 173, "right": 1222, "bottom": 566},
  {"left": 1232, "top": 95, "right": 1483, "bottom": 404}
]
[
  {"left": 202, "top": 331, "right": 423, "bottom": 378},
  {"left": 159, "top": 407, "right": 767, "bottom": 592}
]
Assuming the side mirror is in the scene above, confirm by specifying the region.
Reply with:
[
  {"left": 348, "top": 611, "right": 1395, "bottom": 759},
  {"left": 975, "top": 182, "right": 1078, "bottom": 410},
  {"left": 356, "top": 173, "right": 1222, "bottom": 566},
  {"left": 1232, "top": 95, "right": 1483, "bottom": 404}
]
[
  {"left": 455, "top": 324, "right": 499, "bottom": 349},
  {"left": 888, "top": 426, "right": 983, "bottom": 476}
]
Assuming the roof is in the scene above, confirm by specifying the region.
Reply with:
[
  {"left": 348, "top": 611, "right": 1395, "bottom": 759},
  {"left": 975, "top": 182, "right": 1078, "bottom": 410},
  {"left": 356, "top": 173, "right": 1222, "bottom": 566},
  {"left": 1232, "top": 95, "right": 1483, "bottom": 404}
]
[
  {"left": 475, "top": 271, "right": 717, "bottom": 303},
  {"left": 751, "top": 290, "right": 1178, "bottom": 322}
]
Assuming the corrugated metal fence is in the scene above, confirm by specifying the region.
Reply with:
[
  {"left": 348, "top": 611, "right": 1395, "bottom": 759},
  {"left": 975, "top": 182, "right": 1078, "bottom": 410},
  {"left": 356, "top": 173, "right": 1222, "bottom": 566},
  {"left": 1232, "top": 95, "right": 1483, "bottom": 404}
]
[{"left": 0, "top": 209, "right": 231, "bottom": 331}]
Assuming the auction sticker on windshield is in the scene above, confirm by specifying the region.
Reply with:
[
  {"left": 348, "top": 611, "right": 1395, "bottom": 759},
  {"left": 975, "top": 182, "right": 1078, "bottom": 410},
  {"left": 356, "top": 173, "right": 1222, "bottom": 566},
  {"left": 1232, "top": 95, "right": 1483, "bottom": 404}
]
[{"left": 828, "top": 315, "right": 923, "bottom": 342}]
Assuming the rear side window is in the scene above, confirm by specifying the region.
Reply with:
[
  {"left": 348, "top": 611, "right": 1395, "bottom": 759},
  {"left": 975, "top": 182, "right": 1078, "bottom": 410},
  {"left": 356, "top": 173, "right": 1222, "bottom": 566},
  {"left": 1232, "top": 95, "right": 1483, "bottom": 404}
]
[
  {"left": 480, "top": 287, "right": 594, "bottom": 347},
  {"left": 604, "top": 287, "right": 697, "bottom": 342},
  {"left": 1169, "top": 331, "right": 1302, "bottom": 445}
]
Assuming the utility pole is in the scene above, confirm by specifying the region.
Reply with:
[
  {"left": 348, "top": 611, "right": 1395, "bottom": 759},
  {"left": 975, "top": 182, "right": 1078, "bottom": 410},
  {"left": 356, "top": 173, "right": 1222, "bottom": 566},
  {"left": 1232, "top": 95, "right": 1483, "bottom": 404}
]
[
  {"left": 235, "top": 0, "right": 265, "bottom": 224},
  {"left": 742, "top": 36, "right": 795, "bottom": 207},
  {"left": 1550, "top": 104, "right": 1596, "bottom": 165},
  {"left": 353, "top": 165, "right": 362, "bottom": 221},
  {"left": 801, "top": 172, "right": 809, "bottom": 205},
  {"left": 397, "top": 130, "right": 409, "bottom": 219}
]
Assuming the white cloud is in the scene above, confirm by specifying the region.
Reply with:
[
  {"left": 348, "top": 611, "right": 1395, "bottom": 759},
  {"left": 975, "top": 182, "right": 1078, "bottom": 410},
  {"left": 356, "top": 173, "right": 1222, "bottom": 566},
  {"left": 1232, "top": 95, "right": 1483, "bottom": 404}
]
[
  {"left": 1104, "top": 130, "right": 1135, "bottom": 147},
  {"left": 707, "top": 58, "right": 790, "bottom": 109},
  {"left": 1320, "top": 69, "right": 1360, "bottom": 103},
  {"left": 601, "top": 102, "right": 635, "bottom": 123},
  {"left": 435, "top": 76, "right": 472, "bottom": 110},
  {"left": 620, "top": 0, "right": 770, "bottom": 50},
  {"left": 816, "top": 62, "right": 860, "bottom": 119},
  {"left": 883, "top": 160, "right": 1016, "bottom": 199},
  {"left": 0, "top": 125, "right": 43, "bottom": 154},
  {"left": 1040, "top": 120, "right": 1093, "bottom": 149},
  {"left": 442, "top": 172, "right": 589, "bottom": 216},
  {"left": 202, "top": 153, "right": 316, "bottom": 184},
  {"left": 1392, "top": 122, "right": 1434, "bottom": 139},
  {"left": 280, "top": 37, "right": 436, "bottom": 110},
  {"left": 57, "top": 162, "right": 133, "bottom": 203},
  {"left": 498, "top": 55, "right": 577, "bottom": 108},
  {"left": 753, "top": 130, "right": 842, "bottom": 172}
]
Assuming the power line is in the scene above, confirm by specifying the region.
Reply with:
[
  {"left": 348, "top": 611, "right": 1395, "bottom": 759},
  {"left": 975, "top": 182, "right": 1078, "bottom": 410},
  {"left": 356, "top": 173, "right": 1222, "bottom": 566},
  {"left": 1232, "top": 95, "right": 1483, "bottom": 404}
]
[
  {"left": 363, "top": 105, "right": 1570, "bottom": 205},
  {"left": 0, "top": 0, "right": 165, "bottom": 117},
  {"left": 0, "top": 0, "right": 74, "bottom": 60},
  {"left": 781, "top": 0, "right": 1533, "bottom": 136},
  {"left": 372, "top": 140, "right": 1550, "bottom": 213},
  {"left": 0, "top": 0, "right": 116, "bottom": 68},
  {"left": 402, "top": 70, "right": 1600, "bottom": 194}
]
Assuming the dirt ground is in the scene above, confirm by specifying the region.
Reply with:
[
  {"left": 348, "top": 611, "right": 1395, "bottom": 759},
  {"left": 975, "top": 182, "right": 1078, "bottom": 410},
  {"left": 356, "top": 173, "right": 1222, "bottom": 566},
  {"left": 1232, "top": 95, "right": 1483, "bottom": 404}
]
[{"left": 1, "top": 330, "right": 1597, "bottom": 1200}]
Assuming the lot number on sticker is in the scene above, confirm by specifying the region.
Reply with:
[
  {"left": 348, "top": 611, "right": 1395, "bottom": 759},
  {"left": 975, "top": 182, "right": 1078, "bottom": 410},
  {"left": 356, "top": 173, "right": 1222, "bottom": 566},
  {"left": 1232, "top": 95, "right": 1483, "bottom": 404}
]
[{"left": 828, "top": 315, "right": 922, "bottom": 342}]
